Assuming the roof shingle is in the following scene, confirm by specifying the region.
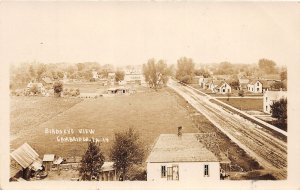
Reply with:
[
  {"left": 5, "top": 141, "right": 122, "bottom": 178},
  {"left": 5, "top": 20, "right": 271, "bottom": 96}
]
[{"left": 146, "top": 133, "right": 219, "bottom": 163}]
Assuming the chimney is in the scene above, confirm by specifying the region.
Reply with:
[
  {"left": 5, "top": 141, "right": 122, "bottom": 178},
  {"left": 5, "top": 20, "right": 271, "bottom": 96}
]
[{"left": 178, "top": 126, "right": 182, "bottom": 137}]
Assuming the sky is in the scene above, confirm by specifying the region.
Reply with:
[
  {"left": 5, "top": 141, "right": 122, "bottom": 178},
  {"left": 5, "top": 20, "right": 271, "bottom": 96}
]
[{"left": 1, "top": 2, "right": 300, "bottom": 66}]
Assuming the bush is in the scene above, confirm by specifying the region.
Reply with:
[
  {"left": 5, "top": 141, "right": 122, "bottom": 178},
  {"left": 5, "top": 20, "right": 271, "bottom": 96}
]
[{"left": 238, "top": 90, "right": 244, "bottom": 97}]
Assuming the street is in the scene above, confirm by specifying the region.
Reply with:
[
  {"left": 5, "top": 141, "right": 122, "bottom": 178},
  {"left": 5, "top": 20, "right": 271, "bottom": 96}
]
[{"left": 168, "top": 79, "right": 287, "bottom": 179}]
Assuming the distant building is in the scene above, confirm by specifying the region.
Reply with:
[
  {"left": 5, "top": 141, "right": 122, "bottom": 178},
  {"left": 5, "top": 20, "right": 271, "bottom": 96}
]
[
  {"left": 41, "top": 76, "right": 53, "bottom": 86},
  {"left": 263, "top": 90, "right": 287, "bottom": 114},
  {"left": 146, "top": 128, "right": 220, "bottom": 182},
  {"left": 124, "top": 67, "right": 146, "bottom": 86},
  {"left": 247, "top": 79, "right": 275, "bottom": 93},
  {"left": 238, "top": 76, "right": 250, "bottom": 90},
  {"left": 27, "top": 82, "right": 46, "bottom": 95},
  {"left": 214, "top": 81, "right": 231, "bottom": 94},
  {"left": 92, "top": 70, "right": 99, "bottom": 80},
  {"left": 107, "top": 86, "right": 130, "bottom": 95}
]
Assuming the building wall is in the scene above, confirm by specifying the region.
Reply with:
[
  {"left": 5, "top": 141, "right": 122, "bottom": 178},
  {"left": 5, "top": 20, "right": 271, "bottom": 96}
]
[
  {"left": 217, "top": 83, "right": 231, "bottom": 94},
  {"left": 248, "top": 81, "right": 262, "bottom": 93},
  {"left": 263, "top": 91, "right": 287, "bottom": 114},
  {"left": 147, "top": 162, "right": 220, "bottom": 182}
]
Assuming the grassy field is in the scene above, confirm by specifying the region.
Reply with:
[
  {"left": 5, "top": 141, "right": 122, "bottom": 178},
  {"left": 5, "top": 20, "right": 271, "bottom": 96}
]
[
  {"left": 10, "top": 88, "right": 197, "bottom": 159},
  {"left": 10, "top": 97, "right": 83, "bottom": 140},
  {"left": 217, "top": 98, "right": 263, "bottom": 112},
  {"left": 11, "top": 86, "right": 263, "bottom": 175}
]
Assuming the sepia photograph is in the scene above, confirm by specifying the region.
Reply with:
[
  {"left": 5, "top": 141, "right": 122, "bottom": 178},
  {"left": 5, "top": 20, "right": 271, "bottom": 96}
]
[{"left": 0, "top": 1, "right": 300, "bottom": 190}]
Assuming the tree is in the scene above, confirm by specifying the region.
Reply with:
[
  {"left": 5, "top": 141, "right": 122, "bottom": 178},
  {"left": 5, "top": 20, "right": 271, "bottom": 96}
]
[
  {"left": 143, "top": 59, "right": 171, "bottom": 90},
  {"left": 110, "top": 128, "right": 144, "bottom": 181},
  {"left": 194, "top": 68, "right": 211, "bottom": 78},
  {"left": 230, "top": 80, "right": 240, "bottom": 90},
  {"left": 258, "top": 59, "right": 277, "bottom": 74},
  {"left": 79, "top": 141, "right": 105, "bottom": 181},
  {"left": 270, "top": 81, "right": 284, "bottom": 90},
  {"left": 36, "top": 63, "right": 46, "bottom": 81},
  {"left": 175, "top": 57, "right": 195, "bottom": 84},
  {"left": 280, "top": 70, "right": 287, "bottom": 81},
  {"left": 115, "top": 70, "right": 125, "bottom": 82},
  {"left": 270, "top": 98, "right": 287, "bottom": 130},
  {"left": 53, "top": 81, "right": 63, "bottom": 97},
  {"left": 29, "top": 64, "right": 36, "bottom": 80},
  {"left": 216, "top": 62, "right": 235, "bottom": 75}
]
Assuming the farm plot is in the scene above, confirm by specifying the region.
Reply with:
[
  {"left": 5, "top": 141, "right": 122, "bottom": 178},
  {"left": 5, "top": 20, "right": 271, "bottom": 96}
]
[{"left": 10, "top": 96, "right": 83, "bottom": 140}]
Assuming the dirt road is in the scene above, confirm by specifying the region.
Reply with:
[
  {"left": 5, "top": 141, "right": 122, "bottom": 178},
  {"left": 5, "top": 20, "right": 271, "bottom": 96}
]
[{"left": 168, "top": 80, "right": 287, "bottom": 179}]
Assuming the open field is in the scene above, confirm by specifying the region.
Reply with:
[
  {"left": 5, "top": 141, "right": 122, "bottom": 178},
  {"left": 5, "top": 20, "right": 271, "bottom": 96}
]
[
  {"left": 10, "top": 97, "right": 83, "bottom": 140},
  {"left": 11, "top": 86, "right": 264, "bottom": 177},
  {"left": 216, "top": 98, "right": 263, "bottom": 112},
  {"left": 10, "top": 88, "right": 197, "bottom": 159}
]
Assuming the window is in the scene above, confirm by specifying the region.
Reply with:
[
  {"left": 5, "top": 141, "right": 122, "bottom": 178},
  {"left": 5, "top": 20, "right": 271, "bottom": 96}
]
[
  {"left": 161, "top": 166, "right": 166, "bottom": 178},
  {"left": 266, "top": 106, "right": 268, "bottom": 111},
  {"left": 257, "top": 88, "right": 259, "bottom": 92},
  {"left": 223, "top": 89, "right": 225, "bottom": 92},
  {"left": 204, "top": 165, "right": 209, "bottom": 177},
  {"left": 266, "top": 97, "right": 268, "bottom": 101}
]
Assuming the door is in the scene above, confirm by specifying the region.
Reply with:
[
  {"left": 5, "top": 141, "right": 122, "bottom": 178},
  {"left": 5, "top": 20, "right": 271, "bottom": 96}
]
[{"left": 167, "top": 167, "right": 173, "bottom": 180}]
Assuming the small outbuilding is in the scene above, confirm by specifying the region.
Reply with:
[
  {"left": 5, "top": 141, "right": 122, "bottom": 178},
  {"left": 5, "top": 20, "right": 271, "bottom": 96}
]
[
  {"left": 43, "top": 154, "right": 55, "bottom": 171},
  {"left": 99, "top": 162, "right": 119, "bottom": 181}
]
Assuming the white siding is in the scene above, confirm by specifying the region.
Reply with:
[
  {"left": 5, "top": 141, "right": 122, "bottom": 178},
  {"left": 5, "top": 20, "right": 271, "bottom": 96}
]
[{"left": 147, "top": 162, "right": 220, "bottom": 182}]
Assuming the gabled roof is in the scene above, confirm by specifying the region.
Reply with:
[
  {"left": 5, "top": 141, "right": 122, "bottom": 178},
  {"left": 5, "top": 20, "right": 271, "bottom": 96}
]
[
  {"left": 10, "top": 143, "right": 39, "bottom": 168},
  {"left": 239, "top": 78, "right": 249, "bottom": 84},
  {"left": 264, "top": 90, "right": 287, "bottom": 100},
  {"left": 27, "top": 82, "right": 44, "bottom": 88},
  {"left": 146, "top": 133, "right": 218, "bottom": 163},
  {"left": 43, "top": 154, "right": 55, "bottom": 162},
  {"left": 42, "top": 77, "right": 53, "bottom": 84},
  {"left": 101, "top": 162, "right": 115, "bottom": 172},
  {"left": 215, "top": 81, "right": 230, "bottom": 89},
  {"left": 210, "top": 80, "right": 223, "bottom": 87}
]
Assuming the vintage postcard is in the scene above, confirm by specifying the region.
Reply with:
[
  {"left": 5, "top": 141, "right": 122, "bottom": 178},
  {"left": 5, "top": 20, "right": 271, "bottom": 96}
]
[{"left": 0, "top": 1, "right": 300, "bottom": 190}]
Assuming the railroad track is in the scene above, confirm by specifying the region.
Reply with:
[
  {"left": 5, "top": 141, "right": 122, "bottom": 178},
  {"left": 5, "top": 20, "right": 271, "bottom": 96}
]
[{"left": 168, "top": 80, "right": 287, "bottom": 179}]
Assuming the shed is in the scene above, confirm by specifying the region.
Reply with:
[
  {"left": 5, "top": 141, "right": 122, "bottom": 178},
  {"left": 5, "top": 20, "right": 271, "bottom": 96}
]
[
  {"left": 99, "top": 162, "right": 118, "bottom": 181},
  {"left": 43, "top": 154, "right": 55, "bottom": 171},
  {"left": 10, "top": 143, "right": 42, "bottom": 180}
]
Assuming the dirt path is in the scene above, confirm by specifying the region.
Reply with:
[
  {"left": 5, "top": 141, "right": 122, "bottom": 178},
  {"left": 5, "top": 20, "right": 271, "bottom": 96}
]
[{"left": 168, "top": 80, "right": 287, "bottom": 179}]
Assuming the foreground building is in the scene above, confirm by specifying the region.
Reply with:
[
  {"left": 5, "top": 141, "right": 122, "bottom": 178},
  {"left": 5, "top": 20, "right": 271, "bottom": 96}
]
[
  {"left": 10, "top": 143, "right": 42, "bottom": 181},
  {"left": 146, "top": 128, "right": 220, "bottom": 182},
  {"left": 263, "top": 90, "right": 287, "bottom": 114}
]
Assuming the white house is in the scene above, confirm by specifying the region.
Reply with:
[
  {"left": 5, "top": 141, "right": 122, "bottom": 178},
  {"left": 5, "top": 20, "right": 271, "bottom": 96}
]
[
  {"left": 263, "top": 90, "right": 287, "bottom": 114},
  {"left": 238, "top": 77, "right": 250, "bottom": 90},
  {"left": 146, "top": 129, "right": 220, "bottom": 182},
  {"left": 247, "top": 80, "right": 274, "bottom": 93},
  {"left": 214, "top": 81, "right": 231, "bottom": 94},
  {"left": 92, "top": 70, "right": 99, "bottom": 79}
]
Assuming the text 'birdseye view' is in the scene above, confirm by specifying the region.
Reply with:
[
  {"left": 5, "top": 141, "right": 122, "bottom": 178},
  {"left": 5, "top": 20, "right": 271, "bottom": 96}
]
[{"left": 5, "top": 2, "right": 293, "bottom": 184}]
